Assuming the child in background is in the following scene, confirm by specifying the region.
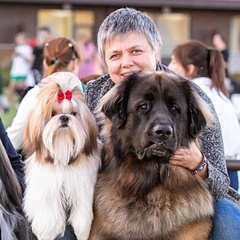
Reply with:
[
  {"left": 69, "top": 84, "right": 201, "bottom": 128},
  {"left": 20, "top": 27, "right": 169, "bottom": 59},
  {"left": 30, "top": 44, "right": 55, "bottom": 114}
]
[{"left": 8, "top": 32, "right": 33, "bottom": 105}]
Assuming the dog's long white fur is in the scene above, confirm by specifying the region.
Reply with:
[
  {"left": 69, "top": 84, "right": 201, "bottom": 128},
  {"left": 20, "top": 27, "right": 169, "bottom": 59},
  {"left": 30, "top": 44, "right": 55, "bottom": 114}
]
[
  {"left": 23, "top": 72, "right": 101, "bottom": 240},
  {"left": 24, "top": 153, "right": 99, "bottom": 240}
]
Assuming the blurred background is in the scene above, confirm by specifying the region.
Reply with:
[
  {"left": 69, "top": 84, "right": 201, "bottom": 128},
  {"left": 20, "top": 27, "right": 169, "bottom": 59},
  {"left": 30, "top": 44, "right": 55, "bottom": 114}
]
[{"left": 1, "top": 0, "right": 240, "bottom": 127}]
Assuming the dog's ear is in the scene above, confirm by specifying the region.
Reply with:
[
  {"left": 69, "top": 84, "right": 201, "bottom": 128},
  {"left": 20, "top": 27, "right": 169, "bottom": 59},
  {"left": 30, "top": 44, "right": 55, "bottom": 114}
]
[
  {"left": 188, "top": 101, "right": 207, "bottom": 138},
  {"left": 101, "top": 85, "right": 129, "bottom": 128},
  {"left": 100, "top": 74, "right": 138, "bottom": 128}
]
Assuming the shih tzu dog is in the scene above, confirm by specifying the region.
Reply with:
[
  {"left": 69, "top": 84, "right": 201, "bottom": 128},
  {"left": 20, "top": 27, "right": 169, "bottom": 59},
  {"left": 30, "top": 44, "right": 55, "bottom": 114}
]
[
  {"left": 23, "top": 72, "right": 100, "bottom": 240},
  {"left": 0, "top": 140, "right": 29, "bottom": 240}
]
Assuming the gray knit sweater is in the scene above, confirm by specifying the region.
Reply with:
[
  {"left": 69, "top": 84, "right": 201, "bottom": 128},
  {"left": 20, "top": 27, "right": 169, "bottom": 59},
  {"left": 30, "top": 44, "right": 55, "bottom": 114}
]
[{"left": 85, "top": 64, "right": 240, "bottom": 202}]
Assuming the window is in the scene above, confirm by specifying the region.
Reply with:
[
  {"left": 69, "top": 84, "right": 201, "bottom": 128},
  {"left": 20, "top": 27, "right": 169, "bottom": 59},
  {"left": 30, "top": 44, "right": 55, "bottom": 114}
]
[
  {"left": 149, "top": 12, "right": 190, "bottom": 62},
  {"left": 38, "top": 10, "right": 73, "bottom": 38},
  {"left": 229, "top": 16, "right": 240, "bottom": 74},
  {"left": 37, "top": 9, "right": 95, "bottom": 41}
]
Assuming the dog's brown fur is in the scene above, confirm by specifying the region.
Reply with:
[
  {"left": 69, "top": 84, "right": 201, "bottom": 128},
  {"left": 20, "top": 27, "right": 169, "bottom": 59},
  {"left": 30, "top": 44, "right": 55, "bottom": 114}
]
[{"left": 89, "top": 72, "right": 214, "bottom": 240}]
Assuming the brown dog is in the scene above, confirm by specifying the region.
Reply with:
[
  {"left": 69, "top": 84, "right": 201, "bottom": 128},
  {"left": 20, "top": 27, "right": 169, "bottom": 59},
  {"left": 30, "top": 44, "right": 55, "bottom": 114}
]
[{"left": 89, "top": 71, "right": 214, "bottom": 240}]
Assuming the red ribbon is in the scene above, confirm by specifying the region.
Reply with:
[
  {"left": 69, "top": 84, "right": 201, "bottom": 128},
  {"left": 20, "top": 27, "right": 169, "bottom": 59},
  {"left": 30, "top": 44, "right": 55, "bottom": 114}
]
[{"left": 57, "top": 90, "right": 72, "bottom": 103}]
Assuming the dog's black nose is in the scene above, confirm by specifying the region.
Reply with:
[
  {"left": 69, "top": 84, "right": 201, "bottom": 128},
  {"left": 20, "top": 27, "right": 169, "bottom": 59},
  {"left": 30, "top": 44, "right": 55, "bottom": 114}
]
[
  {"left": 153, "top": 124, "right": 173, "bottom": 139},
  {"left": 60, "top": 115, "right": 69, "bottom": 123}
]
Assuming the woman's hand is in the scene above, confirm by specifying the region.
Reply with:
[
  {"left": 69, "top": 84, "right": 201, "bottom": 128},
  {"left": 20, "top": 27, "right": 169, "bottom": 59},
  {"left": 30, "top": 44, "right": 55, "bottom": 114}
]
[{"left": 169, "top": 142, "right": 208, "bottom": 178}]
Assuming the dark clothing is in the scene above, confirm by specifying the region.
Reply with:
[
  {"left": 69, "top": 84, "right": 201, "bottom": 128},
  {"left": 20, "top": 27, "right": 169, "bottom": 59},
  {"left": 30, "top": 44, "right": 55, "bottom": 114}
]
[
  {"left": 32, "top": 45, "right": 44, "bottom": 84},
  {"left": 221, "top": 49, "right": 229, "bottom": 78},
  {"left": 32, "top": 45, "right": 44, "bottom": 71},
  {"left": 0, "top": 118, "right": 25, "bottom": 191}
]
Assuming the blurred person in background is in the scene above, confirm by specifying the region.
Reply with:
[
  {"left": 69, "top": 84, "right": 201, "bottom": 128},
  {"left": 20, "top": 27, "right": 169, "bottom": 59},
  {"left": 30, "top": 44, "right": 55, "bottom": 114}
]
[
  {"left": 77, "top": 32, "right": 103, "bottom": 91},
  {"left": 212, "top": 32, "right": 229, "bottom": 78},
  {"left": 168, "top": 39, "right": 240, "bottom": 192},
  {"left": 0, "top": 71, "right": 9, "bottom": 113},
  {"left": 27, "top": 26, "right": 52, "bottom": 87},
  {"left": 7, "top": 32, "right": 33, "bottom": 105}
]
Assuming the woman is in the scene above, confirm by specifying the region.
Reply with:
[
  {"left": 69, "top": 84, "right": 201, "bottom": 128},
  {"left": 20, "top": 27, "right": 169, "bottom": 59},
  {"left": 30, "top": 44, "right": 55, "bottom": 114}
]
[
  {"left": 85, "top": 7, "right": 240, "bottom": 239},
  {"left": 7, "top": 37, "right": 81, "bottom": 240},
  {"left": 7, "top": 37, "right": 81, "bottom": 152},
  {"left": 168, "top": 39, "right": 240, "bottom": 192}
]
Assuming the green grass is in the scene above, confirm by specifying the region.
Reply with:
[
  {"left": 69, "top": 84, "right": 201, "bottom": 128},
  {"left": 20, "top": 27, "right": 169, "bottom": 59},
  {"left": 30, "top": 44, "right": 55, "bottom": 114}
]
[
  {"left": 1, "top": 104, "right": 17, "bottom": 128},
  {"left": 0, "top": 85, "right": 17, "bottom": 129}
]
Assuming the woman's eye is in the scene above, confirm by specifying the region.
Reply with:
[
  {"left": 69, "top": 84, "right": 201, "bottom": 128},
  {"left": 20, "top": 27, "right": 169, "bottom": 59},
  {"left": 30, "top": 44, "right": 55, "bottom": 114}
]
[
  {"left": 110, "top": 54, "right": 120, "bottom": 60},
  {"left": 132, "top": 49, "right": 142, "bottom": 54}
]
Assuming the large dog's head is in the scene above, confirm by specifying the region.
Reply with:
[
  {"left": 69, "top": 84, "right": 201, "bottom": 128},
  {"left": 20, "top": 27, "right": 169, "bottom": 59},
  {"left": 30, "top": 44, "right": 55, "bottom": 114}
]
[
  {"left": 24, "top": 72, "right": 98, "bottom": 165},
  {"left": 99, "top": 71, "right": 213, "bottom": 164}
]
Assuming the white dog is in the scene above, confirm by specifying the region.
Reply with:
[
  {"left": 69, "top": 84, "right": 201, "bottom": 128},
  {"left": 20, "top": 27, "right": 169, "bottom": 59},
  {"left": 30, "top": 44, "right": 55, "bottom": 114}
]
[{"left": 23, "top": 72, "right": 100, "bottom": 240}]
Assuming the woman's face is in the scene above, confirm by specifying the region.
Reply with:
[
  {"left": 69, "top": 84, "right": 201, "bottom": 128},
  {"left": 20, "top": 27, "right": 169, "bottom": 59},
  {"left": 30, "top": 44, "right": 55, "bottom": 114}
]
[
  {"left": 168, "top": 54, "right": 187, "bottom": 77},
  {"left": 104, "top": 32, "right": 159, "bottom": 83}
]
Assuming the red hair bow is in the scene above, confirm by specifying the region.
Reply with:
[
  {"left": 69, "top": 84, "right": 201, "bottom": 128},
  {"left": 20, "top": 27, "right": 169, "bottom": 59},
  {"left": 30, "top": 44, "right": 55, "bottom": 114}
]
[{"left": 57, "top": 90, "right": 72, "bottom": 103}]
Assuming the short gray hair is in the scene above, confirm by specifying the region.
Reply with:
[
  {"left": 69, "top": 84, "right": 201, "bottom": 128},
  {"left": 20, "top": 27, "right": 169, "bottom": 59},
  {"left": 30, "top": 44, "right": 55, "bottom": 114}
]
[{"left": 97, "top": 7, "right": 163, "bottom": 64}]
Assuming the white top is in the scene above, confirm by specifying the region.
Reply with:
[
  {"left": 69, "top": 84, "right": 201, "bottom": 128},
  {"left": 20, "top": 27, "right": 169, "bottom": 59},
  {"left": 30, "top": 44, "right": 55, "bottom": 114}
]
[
  {"left": 10, "top": 44, "right": 32, "bottom": 76},
  {"left": 6, "top": 85, "right": 40, "bottom": 150},
  {"left": 192, "top": 77, "right": 240, "bottom": 159}
]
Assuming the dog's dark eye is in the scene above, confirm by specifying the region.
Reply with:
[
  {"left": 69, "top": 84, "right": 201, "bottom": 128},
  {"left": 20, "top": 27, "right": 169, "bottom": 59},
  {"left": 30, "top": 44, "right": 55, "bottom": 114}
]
[
  {"left": 71, "top": 112, "right": 77, "bottom": 116},
  {"left": 138, "top": 103, "right": 149, "bottom": 111},
  {"left": 170, "top": 105, "right": 180, "bottom": 114},
  {"left": 52, "top": 111, "right": 57, "bottom": 117}
]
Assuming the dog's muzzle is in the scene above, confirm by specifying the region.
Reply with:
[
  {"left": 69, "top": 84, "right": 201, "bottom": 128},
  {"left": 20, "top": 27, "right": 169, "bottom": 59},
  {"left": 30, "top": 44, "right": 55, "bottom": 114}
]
[{"left": 137, "top": 123, "right": 174, "bottom": 161}]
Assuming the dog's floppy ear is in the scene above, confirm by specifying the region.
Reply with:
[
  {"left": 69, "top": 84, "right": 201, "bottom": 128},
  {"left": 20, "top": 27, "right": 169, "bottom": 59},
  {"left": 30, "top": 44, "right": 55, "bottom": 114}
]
[
  {"left": 100, "top": 84, "right": 129, "bottom": 128},
  {"left": 188, "top": 100, "right": 207, "bottom": 138},
  {"left": 102, "top": 95, "right": 127, "bottom": 128},
  {"left": 184, "top": 82, "right": 214, "bottom": 138},
  {"left": 99, "top": 74, "right": 138, "bottom": 128}
]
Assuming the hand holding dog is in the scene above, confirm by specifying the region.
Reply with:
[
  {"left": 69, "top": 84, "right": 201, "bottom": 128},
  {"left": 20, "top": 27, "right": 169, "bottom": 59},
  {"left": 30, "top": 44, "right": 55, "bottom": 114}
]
[{"left": 170, "top": 142, "right": 208, "bottom": 178}]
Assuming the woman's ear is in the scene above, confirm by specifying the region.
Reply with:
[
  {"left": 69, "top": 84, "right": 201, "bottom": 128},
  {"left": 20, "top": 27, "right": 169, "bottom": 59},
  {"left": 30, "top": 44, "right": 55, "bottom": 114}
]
[{"left": 187, "top": 64, "right": 196, "bottom": 78}]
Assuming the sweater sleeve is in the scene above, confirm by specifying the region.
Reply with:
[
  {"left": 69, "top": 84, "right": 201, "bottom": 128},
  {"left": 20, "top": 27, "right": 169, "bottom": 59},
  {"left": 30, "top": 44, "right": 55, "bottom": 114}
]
[{"left": 0, "top": 118, "right": 25, "bottom": 192}]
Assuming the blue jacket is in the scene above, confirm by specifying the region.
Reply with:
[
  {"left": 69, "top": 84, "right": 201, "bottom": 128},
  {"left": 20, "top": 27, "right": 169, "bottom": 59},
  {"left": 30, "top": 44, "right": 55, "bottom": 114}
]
[{"left": 0, "top": 118, "right": 25, "bottom": 191}]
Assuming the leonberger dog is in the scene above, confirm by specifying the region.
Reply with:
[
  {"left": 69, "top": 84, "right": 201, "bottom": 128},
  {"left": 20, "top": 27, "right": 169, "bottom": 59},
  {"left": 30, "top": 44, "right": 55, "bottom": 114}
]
[{"left": 89, "top": 72, "right": 214, "bottom": 240}]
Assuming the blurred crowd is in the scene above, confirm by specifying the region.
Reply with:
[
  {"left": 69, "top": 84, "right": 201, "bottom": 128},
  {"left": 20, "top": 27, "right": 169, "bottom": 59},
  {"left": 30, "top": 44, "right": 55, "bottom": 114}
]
[{"left": 0, "top": 26, "right": 105, "bottom": 112}]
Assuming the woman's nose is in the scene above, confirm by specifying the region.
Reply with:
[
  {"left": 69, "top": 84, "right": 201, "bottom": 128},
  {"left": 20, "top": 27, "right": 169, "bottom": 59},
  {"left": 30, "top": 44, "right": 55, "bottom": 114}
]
[{"left": 122, "top": 54, "right": 134, "bottom": 68}]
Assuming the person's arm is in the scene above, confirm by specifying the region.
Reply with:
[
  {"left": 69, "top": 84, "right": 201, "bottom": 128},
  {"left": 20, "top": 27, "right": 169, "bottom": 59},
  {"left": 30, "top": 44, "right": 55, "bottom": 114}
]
[{"left": 0, "top": 118, "right": 25, "bottom": 192}]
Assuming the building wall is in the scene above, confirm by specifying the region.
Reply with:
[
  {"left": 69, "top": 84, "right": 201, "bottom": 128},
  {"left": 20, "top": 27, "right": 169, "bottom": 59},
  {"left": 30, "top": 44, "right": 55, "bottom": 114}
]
[{"left": 0, "top": 3, "right": 239, "bottom": 74}]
